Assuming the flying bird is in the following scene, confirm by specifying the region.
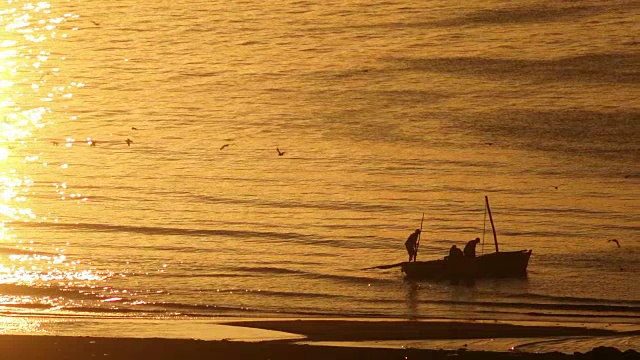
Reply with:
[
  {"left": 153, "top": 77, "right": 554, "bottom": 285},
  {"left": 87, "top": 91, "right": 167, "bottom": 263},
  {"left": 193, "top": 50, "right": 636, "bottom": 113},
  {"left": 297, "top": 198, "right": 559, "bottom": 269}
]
[
  {"left": 549, "top": 184, "right": 565, "bottom": 190},
  {"left": 607, "top": 239, "right": 620, "bottom": 248},
  {"left": 125, "top": 138, "right": 133, "bottom": 147},
  {"left": 276, "top": 147, "right": 285, "bottom": 156},
  {"left": 91, "top": 20, "right": 100, "bottom": 26},
  {"left": 131, "top": 127, "right": 138, "bottom": 130},
  {"left": 220, "top": 144, "right": 231, "bottom": 150}
]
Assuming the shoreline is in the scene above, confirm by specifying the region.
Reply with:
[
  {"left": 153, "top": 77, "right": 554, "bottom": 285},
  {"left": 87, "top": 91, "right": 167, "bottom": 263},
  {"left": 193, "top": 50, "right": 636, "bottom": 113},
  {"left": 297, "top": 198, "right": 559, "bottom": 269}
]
[
  {"left": 223, "top": 318, "right": 637, "bottom": 341},
  {"left": 0, "top": 334, "right": 637, "bottom": 360},
  {"left": 0, "top": 317, "right": 638, "bottom": 359},
  {"left": 223, "top": 318, "right": 640, "bottom": 354}
]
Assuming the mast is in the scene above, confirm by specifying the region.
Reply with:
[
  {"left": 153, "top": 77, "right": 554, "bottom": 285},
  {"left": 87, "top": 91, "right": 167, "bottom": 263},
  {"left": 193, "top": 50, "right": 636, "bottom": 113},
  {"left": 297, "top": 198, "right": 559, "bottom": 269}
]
[
  {"left": 485, "top": 196, "right": 499, "bottom": 253},
  {"left": 415, "top": 213, "right": 425, "bottom": 261}
]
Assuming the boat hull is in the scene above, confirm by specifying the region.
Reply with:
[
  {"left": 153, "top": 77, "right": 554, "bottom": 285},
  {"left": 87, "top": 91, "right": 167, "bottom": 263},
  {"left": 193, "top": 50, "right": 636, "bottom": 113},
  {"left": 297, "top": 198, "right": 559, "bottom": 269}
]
[{"left": 401, "top": 250, "right": 532, "bottom": 281}]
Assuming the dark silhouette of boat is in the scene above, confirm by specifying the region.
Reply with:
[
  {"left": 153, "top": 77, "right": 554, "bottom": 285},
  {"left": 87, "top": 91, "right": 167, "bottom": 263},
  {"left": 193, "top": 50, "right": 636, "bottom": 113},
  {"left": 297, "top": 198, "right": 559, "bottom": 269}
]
[
  {"left": 402, "top": 196, "right": 532, "bottom": 281},
  {"left": 401, "top": 249, "right": 532, "bottom": 281},
  {"left": 363, "top": 196, "right": 532, "bottom": 281}
]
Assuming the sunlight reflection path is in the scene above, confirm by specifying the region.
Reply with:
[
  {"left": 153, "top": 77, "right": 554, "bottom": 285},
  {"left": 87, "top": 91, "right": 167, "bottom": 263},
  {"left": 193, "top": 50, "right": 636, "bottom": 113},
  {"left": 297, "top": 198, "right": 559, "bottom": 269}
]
[{"left": 0, "top": 1, "right": 110, "bottom": 312}]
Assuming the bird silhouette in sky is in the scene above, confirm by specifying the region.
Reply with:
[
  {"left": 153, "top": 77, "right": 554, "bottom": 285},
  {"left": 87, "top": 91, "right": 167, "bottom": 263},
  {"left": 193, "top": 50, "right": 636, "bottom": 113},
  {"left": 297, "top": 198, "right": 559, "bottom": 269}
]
[
  {"left": 607, "top": 239, "right": 620, "bottom": 248},
  {"left": 220, "top": 144, "right": 231, "bottom": 150},
  {"left": 131, "top": 127, "right": 138, "bottom": 130},
  {"left": 549, "top": 184, "right": 565, "bottom": 190},
  {"left": 125, "top": 138, "right": 133, "bottom": 147},
  {"left": 276, "top": 147, "right": 285, "bottom": 156}
]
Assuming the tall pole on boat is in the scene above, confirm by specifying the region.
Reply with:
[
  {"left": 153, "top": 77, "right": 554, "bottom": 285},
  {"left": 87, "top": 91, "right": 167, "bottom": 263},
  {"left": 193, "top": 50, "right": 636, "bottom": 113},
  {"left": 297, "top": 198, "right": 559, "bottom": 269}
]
[
  {"left": 415, "top": 213, "right": 424, "bottom": 260},
  {"left": 485, "top": 196, "right": 499, "bottom": 253}
]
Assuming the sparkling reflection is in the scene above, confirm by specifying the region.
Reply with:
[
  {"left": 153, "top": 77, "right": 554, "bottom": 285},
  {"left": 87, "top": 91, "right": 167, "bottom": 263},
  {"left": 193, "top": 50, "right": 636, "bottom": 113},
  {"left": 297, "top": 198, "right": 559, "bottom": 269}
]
[
  {"left": 0, "top": 316, "right": 44, "bottom": 334},
  {"left": 0, "top": 2, "right": 109, "bottom": 314}
]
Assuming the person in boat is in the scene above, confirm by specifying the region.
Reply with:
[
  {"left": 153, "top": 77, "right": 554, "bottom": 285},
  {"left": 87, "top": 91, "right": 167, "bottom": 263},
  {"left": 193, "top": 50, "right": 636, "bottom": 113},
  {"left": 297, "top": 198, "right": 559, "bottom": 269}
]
[
  {"left": 448, "top": 245, "right": 463, "bottom": 260},
  {"left": 463, "top": 237, "right": 481, "bottom": 258},
  {"left": 405, "top": 229, "right": 421, "bottom": 262}
]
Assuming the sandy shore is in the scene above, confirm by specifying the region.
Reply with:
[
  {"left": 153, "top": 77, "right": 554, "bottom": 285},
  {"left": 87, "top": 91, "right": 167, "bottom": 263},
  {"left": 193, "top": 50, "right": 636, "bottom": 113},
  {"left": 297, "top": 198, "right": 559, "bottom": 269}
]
[
  {"left": 0, "top": 334, "right": 637, "bottom": 360},
  {"left": 223, "top": 319, "right": 630, "bottom": 341},
  {"left": 0, "top": 319, "right": 638, "bottom": 359}
]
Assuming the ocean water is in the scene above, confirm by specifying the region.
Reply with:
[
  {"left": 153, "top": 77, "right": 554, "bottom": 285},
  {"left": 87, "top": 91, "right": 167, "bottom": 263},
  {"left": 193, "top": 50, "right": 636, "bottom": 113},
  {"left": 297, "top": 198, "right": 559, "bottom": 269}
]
[{"left": 0, "top": 0, "right": 638, "bottom": 345}]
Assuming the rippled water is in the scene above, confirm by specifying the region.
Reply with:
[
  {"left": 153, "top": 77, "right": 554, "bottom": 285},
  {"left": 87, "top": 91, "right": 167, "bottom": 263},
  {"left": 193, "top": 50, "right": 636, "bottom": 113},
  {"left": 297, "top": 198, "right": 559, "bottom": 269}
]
[{"left": 0, "top": 0, "right": 638, "bottom": 339}]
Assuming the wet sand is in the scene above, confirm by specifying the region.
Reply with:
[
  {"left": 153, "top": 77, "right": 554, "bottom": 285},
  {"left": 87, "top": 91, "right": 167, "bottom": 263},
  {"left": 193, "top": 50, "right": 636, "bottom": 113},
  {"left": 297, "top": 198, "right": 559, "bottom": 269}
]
[
  {"left": 1, "top": 319, "right": 638, "bottom": 359},
  {"left": 224, "top": 319, "right": 628, "bottom": 341}
]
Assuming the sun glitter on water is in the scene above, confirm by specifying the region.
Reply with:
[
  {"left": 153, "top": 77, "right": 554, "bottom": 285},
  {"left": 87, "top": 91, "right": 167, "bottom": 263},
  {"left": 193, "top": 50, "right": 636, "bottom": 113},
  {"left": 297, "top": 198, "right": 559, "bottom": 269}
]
[
  {"left": 0, "top": 2, "right": 110, "bottom": 309},
  {"left": 1, "top": 2, "right": 49, "bottom": 228},
  {"left": 1, "top": 1, "right": 81, "bottom": 224}
]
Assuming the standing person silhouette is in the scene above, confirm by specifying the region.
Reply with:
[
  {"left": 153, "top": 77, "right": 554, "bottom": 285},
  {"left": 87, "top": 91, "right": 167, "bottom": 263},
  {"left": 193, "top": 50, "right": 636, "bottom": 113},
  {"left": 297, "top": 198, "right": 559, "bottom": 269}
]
[{"left": 405, "top": 229, "right": 421, "bottom": 262}]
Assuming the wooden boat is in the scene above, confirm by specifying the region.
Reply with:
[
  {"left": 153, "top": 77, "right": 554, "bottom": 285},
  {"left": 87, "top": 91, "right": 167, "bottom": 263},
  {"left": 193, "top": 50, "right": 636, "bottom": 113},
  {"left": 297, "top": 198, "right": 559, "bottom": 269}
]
[
  {"left": 401, "top": 249, "right": 532, "bottom": 281},
  {"left": 400, "top": 196, "right": 532, "bottom": 281}
]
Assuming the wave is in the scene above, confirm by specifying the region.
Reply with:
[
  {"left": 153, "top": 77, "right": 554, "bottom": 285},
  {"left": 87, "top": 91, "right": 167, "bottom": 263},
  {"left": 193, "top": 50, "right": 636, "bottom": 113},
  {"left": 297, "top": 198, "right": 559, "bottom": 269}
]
[
  {"left": 0, "top": 283, "right": 88, "bottom": 299},
  {"left": 141, "top": 267, "right": 394, "bottom": 284},
  {"left": 0, "top": 246, "right": 59, "bottom": 256},
  {"left": 0, "top": 303, "right": 53, "bottom": 310},
  {"left": 10, "top": 221, "right": 308, "bottom": 240},
  {"left": 197, "top": 194, "right": 402, "bottom": 213},
  {"left": 230, "top": 266, "right": 311, "bottom": 276},
  {"left": 186, "top": 288, "right": 354, "bottom": 301},
  {"left": 142, "top": 302, "right": 403, "bottom": 319},
  {"left": 488, "top": 291, "right": 640, "bottom": 307},
  {"left": 63, "top": 300, "right": 640, "bottom": 320},
  {"left": 226, "top": 265, "right": 395, "bottom": 284},
  {"left": 2, "top": 291, "right": 638, "bottom": 322},
  {"left": 419, "top": 300, "right": 640, "bottom": 315},
  {"left": 394, "top": 53, "right": 639, "bottom": 85},
  {"left": 8, "top": 221, "right": 387, "bottom": 252},
  {"left": 436, "top": 4, "right": 607, "bottom": 26},
  {"left": 512, "top": 311, "right": 640, "bottom": 319},
  {"left": 0, "top": 283, "right": 133, "bottom": 302},
  {"left": 150, "top": 273, "right": 250, "bottom": 278},
  {"left": 354, "top": 294, "right": 640, "bottom": 314},
  {"left": 334, "top": 3, "right": 610, "bottom": 31}
]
